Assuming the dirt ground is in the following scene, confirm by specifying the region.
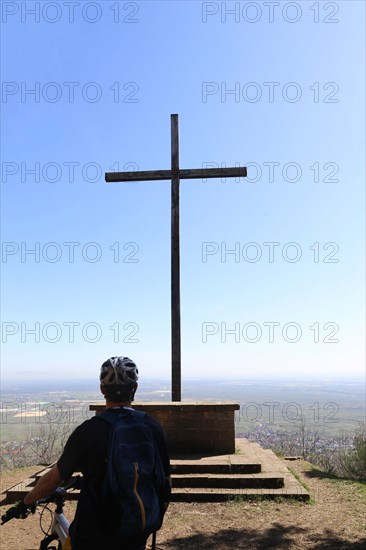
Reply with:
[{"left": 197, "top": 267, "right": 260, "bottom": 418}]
[{"left": 1, "top": 461, "right": 365, "bottom": 549}]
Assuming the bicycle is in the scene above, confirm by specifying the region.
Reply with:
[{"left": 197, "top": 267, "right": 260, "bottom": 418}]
[
  {"left": 1, "top": 476, "right": 159, "bottom": 549},
  {"left": 1, "top": 476, "right": 81, "bottom": 550}
]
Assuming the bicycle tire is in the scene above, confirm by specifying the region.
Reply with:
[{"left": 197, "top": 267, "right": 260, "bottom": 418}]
[{"left": 39, "top": 533, "right": 60, "bottom": 550}]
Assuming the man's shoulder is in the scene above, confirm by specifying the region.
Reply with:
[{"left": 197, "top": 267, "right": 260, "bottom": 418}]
[{"left": 70, "top": 415, "right": 109, "bottom": 437}]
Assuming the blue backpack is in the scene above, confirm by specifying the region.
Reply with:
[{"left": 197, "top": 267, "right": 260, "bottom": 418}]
[{"left": 97, "top": 408, "right": 169, "bottom": 539}]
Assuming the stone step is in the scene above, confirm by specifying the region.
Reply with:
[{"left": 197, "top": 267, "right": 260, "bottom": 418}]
[
  {"left": 2, "top": 439, "right": 310, "bottom": 503},
  {"left": 2, "top": 468, "right": 80, "bottom": 504},
  {"left": 170, "top": 460, "right": 261, "bottom": 474},
  {"left": 2, "top": 480, "right": 36, "bottom": 503},
  {"left": 172, "top": 473, "right": 284, "bottom": 489},
  {"left": 171, "top": 486, "right": 310, "bottom": 502},
  {"left": 34, "top": 466, "right": 53, "bottom": 480}
]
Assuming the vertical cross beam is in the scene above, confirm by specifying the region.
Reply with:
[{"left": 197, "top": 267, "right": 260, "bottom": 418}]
[
  {"left": 105, "top": 114, "right": 248, "bottom": 402},
  {"left": 171, "top": 114, "right": 181, "bottom": 402}
]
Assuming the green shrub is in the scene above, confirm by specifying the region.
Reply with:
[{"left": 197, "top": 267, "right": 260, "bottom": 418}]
[{"left": 340, "top": 423, "right": 366, "bottom": 481}]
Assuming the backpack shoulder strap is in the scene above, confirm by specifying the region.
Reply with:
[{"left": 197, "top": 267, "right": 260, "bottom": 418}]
[{"left": 131, "top": 410, "right": 147, "bottom": 422}]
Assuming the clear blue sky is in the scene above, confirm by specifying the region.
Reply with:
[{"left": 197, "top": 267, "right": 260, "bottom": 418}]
[{"left": 1, "top": 1, "right": 365, "bottom": 383}]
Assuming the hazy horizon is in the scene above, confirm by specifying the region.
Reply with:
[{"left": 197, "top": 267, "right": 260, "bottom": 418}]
[{"left": 2, "top": 374, "right": 365, "bottom": 391}]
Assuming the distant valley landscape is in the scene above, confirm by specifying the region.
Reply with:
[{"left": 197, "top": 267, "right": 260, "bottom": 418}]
[{"left": 1, "top": 377, "right": 364, "bottom": 447}]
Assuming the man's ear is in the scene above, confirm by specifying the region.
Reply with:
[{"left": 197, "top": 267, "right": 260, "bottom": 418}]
[{"left": 100, "top": 384, "right": 106, "bottom": 396}]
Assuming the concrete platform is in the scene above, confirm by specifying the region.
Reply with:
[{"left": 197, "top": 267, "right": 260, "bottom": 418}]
[{"left": 2, "top": 439, "right": 309, "bottom": 503}]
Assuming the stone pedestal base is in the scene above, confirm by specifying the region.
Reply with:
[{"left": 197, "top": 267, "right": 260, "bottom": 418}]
[{"left": 89, "top": 402, "right": 240, "bottom": 454}]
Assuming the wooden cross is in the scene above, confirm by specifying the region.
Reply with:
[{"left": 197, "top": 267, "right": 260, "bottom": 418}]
[{"left": 105, "top": 114, "right": 247, "bottom": 401}]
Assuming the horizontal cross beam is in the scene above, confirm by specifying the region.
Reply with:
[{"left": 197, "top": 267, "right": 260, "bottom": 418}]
[{"left": 105, "top": 166, "right": 247, "bottom": 183}]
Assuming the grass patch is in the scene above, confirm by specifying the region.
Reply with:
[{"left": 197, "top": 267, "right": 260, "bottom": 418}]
[
  {"left": 272, "top": 449, "right": 285, "bottom": 459},
  {"left": 327, "top": 476, "right": 366, "bottom": 497},
  {"left": 306, "top": 463, "right": 366, "bottom": 500},
  {"left": 287, "top": 465, "right": 314, "bottom": 505}
]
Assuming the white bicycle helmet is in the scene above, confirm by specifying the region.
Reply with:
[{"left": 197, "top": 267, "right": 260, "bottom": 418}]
[{"left": 100, "top": 356, "right": 139, "bottom": 386}]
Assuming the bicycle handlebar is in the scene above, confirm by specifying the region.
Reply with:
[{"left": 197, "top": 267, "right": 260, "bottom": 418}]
[
  {"left": 1, "top": 505, "right": 29, "bottom": 525},
  {"left": 1, "top": 476, "right": 82, "bottom": 525}
]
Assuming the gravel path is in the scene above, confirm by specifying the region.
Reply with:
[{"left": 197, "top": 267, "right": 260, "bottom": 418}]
[{"left": 1, "top": 461, "right": 365, "bottom": 549}]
